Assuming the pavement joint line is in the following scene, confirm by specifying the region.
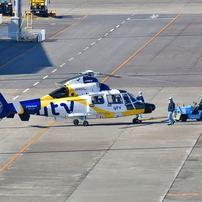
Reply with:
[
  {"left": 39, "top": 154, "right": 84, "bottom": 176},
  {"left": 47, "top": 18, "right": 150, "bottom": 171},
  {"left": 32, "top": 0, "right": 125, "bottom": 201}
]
[
  {"left": 0, "top": 121, "right": 57, "bottom": 173},
  {"left": 162, "top": 131, "right": 202, "bottom": 201},
  {"left": 101, "top": 12, "right": 182, "bottom": 83}
]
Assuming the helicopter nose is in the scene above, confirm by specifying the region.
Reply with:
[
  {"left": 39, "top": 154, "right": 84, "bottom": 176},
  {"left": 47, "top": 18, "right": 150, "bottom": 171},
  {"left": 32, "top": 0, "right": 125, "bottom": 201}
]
[{"left": 144, "top": 103, "right": 156, "bottom": 113}]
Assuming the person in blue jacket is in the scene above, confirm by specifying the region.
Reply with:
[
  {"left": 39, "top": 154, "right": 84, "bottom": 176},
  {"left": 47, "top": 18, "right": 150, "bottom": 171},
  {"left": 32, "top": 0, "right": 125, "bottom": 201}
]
[{"left": 168, "top": 97, "right": 175, "bottom": 125}]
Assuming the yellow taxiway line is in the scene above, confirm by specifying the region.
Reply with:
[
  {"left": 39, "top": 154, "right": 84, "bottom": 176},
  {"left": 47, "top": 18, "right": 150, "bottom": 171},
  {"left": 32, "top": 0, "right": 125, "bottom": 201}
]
[
  {"left": 0, "top": 15, "right": 88, "bottom": 69},
  {"left": 0, "top": 13, "right": 179, "bottom": 172},
  {"left": 101, "top": 12, "right": 182, "bottom": 83},
  {"left": 0, "top": 121, "right": 56, "bottom": 172}
]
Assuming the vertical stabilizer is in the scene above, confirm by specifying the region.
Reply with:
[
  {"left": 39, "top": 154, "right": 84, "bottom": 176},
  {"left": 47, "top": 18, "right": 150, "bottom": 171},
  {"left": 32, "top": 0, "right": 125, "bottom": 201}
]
[{"left": 0, "top": 93, "right": 12, "bottom": 119}]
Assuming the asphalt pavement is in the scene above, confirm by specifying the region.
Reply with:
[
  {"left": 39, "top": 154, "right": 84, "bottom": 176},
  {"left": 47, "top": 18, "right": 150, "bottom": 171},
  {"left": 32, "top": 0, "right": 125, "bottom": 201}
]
[{"left": 0, "top": 1, "right": 202, "bottom": 202}]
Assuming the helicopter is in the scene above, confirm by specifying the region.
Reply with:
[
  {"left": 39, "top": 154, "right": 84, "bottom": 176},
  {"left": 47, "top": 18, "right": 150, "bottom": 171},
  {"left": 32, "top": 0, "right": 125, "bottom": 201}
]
[{"left": 0, "top": 70, "right": 155, "bottom": 126}]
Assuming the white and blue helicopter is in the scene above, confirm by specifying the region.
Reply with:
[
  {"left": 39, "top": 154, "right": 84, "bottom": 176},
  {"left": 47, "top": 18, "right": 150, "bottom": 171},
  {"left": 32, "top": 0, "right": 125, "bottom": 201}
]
[{"left": 0, "top": 70, "right": 155, "bottom": 126}]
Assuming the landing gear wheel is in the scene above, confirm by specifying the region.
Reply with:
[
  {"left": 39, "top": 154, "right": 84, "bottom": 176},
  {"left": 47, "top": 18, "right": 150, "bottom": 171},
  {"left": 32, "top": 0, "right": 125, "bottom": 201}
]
[
  {"left": 73, "top": 119, "right": 79, "bottom": 125},
  {"left": 83, "top": 120, "right": 89, "bottom": 126},
  {"left": 133, "top": 118, "right": 138, "bottom": 124},
  {"left": 181, "top": 115, "right": 187, "bottom": 122}
]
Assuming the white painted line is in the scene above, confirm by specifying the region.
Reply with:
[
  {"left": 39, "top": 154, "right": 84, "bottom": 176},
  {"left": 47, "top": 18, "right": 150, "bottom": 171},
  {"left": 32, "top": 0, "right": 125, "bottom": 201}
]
[
  {"left": 33, "top": 82, "right": 39, "bottom": 86},
  {"left": 23, "top": 88, "right": 29, "bottom": 93},
  {"left": 60, "top": 63, "right": 66, "bottom": 67},
  {"left": 104, "top": 33, "right": 109, "bottom": 36},
  {"left": 121, "top": 21, "right": 125, "bottom": 24},
  {"left": 110, "top": 28, "right": 114, "bottom": 32},
  {"left": 52, "top": 69, "right": 57, "bottom": 73},
  {"left": 127, "top": 17, "right": 130, "bottom": 20},
  {"left": 116, "top": 25, "right": 120, "bottom": 28},
  {"left": 43, "top": 75, "right": 48, "bottom": 79},
  {"left": 77, "top": 52, "right": 82, "bottom": 55},
  {"left": 91, "top": 42, "right": 96, "bottom": 46},
  {"left": 69, "top": 57, "right": 74, "bottom": 61},
  {"left": 150, "top": 14, "right": 159, "bottom": 19},
  {"left": 13, "top": 96, "right": 19, "bottom": 100},
  {"left": 84, "top": 47, "right": 89, "bottom": 51},
  {"left": 98, "top": 38, "right": 102, "bottom": 41}
]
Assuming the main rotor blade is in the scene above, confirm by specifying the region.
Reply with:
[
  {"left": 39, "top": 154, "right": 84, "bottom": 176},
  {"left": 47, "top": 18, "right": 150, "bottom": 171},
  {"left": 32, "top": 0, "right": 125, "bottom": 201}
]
[
  {"left": 55, "top": 75, "right": 83, "bottom": 85},
  {"left": 115, "top": 75, "right": 177, "bottom": 84}
]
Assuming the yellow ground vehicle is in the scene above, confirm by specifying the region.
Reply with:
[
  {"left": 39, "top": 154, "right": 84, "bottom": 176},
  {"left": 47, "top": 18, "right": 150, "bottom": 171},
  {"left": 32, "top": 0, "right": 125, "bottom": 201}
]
[{"left": 26, "top": 0, "right": 56, "bottom": 17}]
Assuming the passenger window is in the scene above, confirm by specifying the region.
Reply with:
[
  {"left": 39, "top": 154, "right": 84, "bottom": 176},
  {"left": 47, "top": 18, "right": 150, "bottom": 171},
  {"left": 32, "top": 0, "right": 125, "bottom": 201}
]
[
  {"left": 107, "top": 95, "right": 123, "bottom": 104},
  {"left": 92, "top": 96, "right": 104, "bottom": 104}
]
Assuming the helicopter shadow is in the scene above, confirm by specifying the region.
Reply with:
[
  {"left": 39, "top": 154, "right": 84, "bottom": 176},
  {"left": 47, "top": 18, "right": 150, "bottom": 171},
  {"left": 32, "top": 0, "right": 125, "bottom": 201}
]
[{"left": 30, "top": 119, "right": 168, "bottom": 129}]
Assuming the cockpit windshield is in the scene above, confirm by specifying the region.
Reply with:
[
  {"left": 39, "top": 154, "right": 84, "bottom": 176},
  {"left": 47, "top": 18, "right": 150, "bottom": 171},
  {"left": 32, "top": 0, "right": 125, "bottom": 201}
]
[
  {"left": 49, "top": 86, "right": 69, "bottom": 99},
  {"left": 127, "top": 93, "right": 137, "bottom": 102}
]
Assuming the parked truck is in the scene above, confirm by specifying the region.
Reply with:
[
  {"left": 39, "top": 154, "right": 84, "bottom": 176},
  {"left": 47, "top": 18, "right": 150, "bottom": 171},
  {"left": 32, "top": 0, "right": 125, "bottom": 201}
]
[
  {"left": 26, "top": 0, "right": 56, "bottom": 17},
  {"left": 0, "top": 0, "right": 13, "bottom": 16}
]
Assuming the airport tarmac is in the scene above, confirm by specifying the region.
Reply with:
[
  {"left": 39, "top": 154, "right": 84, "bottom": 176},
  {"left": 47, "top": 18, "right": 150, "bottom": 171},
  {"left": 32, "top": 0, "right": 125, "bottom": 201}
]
[{"left": 0, "top": 1, "right": 202, "bottom": 202}]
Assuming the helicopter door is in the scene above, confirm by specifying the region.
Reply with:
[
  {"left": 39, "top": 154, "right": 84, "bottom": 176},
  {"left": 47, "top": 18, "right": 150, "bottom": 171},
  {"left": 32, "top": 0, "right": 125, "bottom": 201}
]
[
  {"left": 122, "top": 94, "right": 134, "bottom": 110},
  {"left": 88, "top": 95, "right": 105, "bottom": 114}
]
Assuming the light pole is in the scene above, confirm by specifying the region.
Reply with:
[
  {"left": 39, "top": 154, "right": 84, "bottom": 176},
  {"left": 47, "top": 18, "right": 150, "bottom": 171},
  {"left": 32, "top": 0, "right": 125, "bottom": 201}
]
[{"left": 15, "top": 0, "right": 22, "bottom": 37}]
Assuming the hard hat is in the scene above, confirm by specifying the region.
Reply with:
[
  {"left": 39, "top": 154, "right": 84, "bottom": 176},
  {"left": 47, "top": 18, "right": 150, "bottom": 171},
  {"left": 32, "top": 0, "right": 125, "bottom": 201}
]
[
  {"left": 139, "top": 91, "right": 142, "bottom": 95},
  {"left": 200, "top": 95, "right": 202, "bottom": 99},
  {"left": 168, "top": 97, "right": 173, "bottom": 100}
]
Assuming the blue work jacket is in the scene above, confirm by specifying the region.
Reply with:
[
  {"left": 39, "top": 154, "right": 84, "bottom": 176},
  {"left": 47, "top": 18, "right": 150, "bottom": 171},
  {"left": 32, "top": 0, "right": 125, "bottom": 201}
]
[{"left": 168, "top": 101, "right": 175, "bottom": 112}]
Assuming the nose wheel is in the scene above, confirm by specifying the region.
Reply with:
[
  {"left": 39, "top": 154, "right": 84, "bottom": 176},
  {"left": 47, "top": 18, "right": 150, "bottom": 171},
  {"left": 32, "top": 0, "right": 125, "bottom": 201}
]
[{"left": 133, "top": 118, "right": 142, "bottom": 124}]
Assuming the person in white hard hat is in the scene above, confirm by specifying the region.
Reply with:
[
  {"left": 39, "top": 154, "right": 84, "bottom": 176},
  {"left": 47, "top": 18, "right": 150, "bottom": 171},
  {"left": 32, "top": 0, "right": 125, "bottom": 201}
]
[
  {"left": 168, "top": 97, "right": 175, "bottom": 125},
  {"left": 136, "top": 91, "right": 145, "bottom": 118}
]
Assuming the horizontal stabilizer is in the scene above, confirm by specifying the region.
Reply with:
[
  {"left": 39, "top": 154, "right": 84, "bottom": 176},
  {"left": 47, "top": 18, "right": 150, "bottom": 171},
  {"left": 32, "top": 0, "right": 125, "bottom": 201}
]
[{"left": 13, "top": 101, "right": 30, "bottom": 121}]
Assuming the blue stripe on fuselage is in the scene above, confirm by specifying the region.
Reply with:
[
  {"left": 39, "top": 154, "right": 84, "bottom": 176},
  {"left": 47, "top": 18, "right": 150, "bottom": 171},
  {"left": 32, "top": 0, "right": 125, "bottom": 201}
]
[{"left": 20, "top": 98, "right": 41, "bottom": 114}]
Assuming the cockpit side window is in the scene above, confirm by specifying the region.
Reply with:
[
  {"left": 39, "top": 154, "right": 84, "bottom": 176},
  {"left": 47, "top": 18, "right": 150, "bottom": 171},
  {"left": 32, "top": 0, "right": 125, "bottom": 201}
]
[
  {"left": 107, "top": 94, "right": 123, "bottom": 104},
  {"left": 122, "top": 94, "right": 134, "bottom": 110},
  {"left": 49, "top": 87, "right": 69, "bottom": 99},
  {"left": 92, "top": 96, "right": 104, "bottom": 104}
]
